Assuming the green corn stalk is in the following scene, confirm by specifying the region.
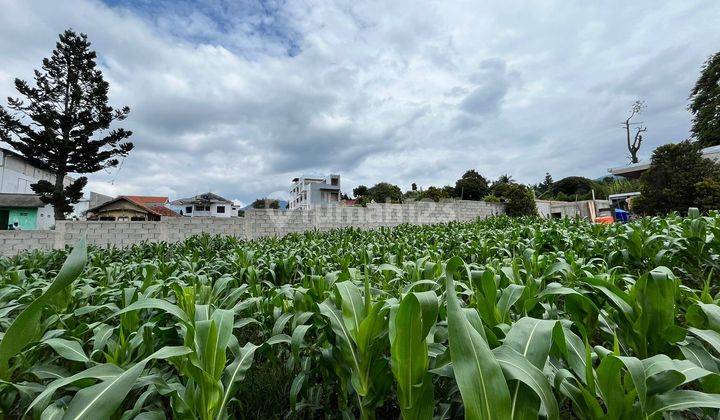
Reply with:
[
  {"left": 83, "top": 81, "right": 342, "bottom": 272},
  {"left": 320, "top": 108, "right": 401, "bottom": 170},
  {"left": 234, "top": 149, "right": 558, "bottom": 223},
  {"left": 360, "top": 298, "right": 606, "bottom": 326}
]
[
  {"left": 0, "top": 239, "right": 87, "bottom": 379},
  {"left": 389, "top": 290, "right": 438, "bottom": 419}
]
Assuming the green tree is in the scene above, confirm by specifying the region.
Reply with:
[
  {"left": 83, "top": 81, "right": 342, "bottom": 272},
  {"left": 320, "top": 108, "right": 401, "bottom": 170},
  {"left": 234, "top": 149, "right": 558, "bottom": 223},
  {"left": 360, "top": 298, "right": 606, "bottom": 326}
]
[
  {"left": 454, "top": 170, "right": 489, "bottom": 200},
  {"left": 493, "top": 173, "right": 515, "bottom": 186},
  {"left": 550, "top": 176, "right": 597, "bottom": 200},
  {"left": 353, "top": 185, "right": 369, "bottom": 198},
  {"left": 420, "top": 186, "right": 450, "bottom": 202},
  {"left": 633, "top": 141, "right": 720, "bottom": 215},
  {"left": 495, "top": 183, "right": 537, "bottom": 217},
  {"left": 695, "top": 178, "right": 720, "bottom": 212},
  {"left": 0, "top": 30, "right": 133, "bottom": 220},
  {"left": 252, "top": 198, "right": 280, "bottom": 209},
  {"left": 689, "top": 52, "right": 720, "bottom": 148},
  {"left": 368, "top": 182, "right": 402, "bottom": 203},
  {"left": 403, "top": 190, "right": 421, "bottom": 201},
  {"left": 535, "top": 172, "right": 554, "bottom": 197}
]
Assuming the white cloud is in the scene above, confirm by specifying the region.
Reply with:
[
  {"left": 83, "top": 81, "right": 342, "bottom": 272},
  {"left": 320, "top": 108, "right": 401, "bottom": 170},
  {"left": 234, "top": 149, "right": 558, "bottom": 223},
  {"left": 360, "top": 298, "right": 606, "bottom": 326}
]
[{"left": 0, "top": 0, "right": 718, "bottom": 203}]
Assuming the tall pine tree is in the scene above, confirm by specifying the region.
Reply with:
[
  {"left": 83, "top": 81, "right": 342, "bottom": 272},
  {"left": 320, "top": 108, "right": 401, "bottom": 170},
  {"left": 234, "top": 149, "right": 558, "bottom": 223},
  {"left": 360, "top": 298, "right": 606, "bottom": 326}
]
[
  {"left": 0, "top": 29, "right": 133, "bottom": 220},
  {"left": 689, "top": 52, "right": 720, "bottom": 148}
]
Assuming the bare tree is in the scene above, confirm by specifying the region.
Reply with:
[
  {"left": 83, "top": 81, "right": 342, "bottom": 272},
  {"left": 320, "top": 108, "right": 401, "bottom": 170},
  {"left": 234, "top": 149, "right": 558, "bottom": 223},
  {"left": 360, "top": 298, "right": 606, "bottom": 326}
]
[{"left": 622, "top": 100, "right": 647, "bottom": 164}]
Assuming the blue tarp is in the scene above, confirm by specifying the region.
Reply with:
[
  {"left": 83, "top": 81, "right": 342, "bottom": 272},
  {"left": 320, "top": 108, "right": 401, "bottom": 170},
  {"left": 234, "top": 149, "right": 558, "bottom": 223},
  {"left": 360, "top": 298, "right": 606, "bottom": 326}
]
[{"left": 614, "top": 208, "right": 629, "bottom": 222}]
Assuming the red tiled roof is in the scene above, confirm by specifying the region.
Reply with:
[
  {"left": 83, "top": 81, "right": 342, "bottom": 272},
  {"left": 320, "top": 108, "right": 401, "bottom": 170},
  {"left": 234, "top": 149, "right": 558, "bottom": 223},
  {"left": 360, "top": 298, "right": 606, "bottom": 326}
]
[
  {"left": 116, "top": 196, "right": 179, "bottom": 217},
  {"left": 87, "top": 195, "right": 179, "bottom": 218},
  {"left": 124, "top": 195, "right": 168, "bottom": 205},
  {"left": 149, "top": 205, "right": 180, "bottom": 217}
]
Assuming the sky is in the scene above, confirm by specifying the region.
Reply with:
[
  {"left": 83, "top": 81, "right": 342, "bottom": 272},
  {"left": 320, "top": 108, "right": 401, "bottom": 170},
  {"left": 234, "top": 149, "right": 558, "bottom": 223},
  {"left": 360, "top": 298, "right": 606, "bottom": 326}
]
[{"left": 0, "top": 0, "right": 719, "bottom": 206}]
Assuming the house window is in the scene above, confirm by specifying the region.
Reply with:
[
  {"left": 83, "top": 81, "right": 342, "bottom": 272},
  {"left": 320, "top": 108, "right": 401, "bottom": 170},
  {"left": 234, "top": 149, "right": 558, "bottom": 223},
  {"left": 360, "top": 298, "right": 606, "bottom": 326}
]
[
  {"left": 216, "top": 206, "right": 225, "bottom": 214},
  {"left": 194, "top": 205, "right": 210, "bottom": 212},
  {"left": 186, "top": 206, "right": 193, "bottom": 214}
]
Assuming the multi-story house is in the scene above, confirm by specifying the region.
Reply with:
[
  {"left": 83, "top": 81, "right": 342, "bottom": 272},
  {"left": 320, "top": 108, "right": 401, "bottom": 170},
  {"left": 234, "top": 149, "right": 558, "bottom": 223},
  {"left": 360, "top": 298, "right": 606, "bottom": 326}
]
[
  {"left": 288, "top": 174, "right": 341, "bottom": 210},
  {"left": 0, "top": 147, "right": 75, "bottom": 229}
]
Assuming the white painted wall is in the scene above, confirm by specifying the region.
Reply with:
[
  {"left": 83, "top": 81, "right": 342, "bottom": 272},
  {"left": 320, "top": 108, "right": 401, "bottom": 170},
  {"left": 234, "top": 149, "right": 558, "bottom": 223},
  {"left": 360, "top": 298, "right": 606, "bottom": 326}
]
[
  {"left": 36, "top": 205, "right": 55, "bottom": 229},
  {"left": 0, "top": 149, "right": 74, "bottom": 194},
  {"left": 1, "top": 149, "right": 81, "bottom": 229},
  {"left": 289, "top": 175, "right": 341, "bottom": 210},
  {"left": 176, "top": 202, "right": 233, "bottom": 218}
]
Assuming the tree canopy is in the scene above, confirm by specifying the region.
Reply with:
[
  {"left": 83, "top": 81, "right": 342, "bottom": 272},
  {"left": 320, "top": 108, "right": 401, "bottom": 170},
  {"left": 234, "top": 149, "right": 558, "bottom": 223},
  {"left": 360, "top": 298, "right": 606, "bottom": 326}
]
[
  {"left": 353, "top": 185, "right": 369, "bottom": 198},
  {"left": 633, "top": 140, "right": 720, "bottom": 215},
  {"left": 550, "top": 176, "right": 596, "bottom": 199},
  {"left": 368, "top": 182, "right": 402, "bottom": 203},
  {"left": 534, "top": 172, "right": 554, "bottom": 197},
  {"left": 494, "top": 183, "right": 537, "bottom": 217},
  {"left": 419, "top": 186, "right": 450, "bottom": 202},
  {"left": 251, "top": 198, "right": 280, "bottom": 209},
  {"left": 0, "top": 29, "right": 133, "bottom": 219},
  {"left": 454, "top": 170, "right": 489, "bottom": 200},
  {"left": 689, "top": 52, "right": 720, "bottom": 148}
]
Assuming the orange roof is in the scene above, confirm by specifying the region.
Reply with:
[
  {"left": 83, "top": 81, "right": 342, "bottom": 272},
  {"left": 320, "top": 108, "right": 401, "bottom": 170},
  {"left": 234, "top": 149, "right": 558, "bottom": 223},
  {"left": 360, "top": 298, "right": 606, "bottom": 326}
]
[
  {"left": 124, "top": 195, "right": 168, "bottom": 204},
  {"left": 119, "top": 196, "right": 179, "bottom": 217},
  {"left": 149, "top": 205, "right": 180, "bottom": 217},
  {"left": 87, "top": 195, "right": 178, "bottom": 218}
]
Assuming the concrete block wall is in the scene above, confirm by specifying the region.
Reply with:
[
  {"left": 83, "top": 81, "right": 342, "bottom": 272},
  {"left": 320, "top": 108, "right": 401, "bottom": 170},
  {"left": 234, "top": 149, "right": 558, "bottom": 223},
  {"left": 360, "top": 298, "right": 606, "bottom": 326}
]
[
  {"left": 244, "top": 200, "right": 505, "bottom": 237},
  {"left": 57, "top": 220, "right": 164, "bottom": 248},
  {"left": 163, "top": 217, "right": 246, "bottom": 242},
  {"left": 1, "top": 200, "right": 505, "bottom": 256},
  {"left": 244, "top": 208, "right": 315, "bottom": 239},
  {"left": 0, "top": 230, "right": 56, "bottom": 256}
]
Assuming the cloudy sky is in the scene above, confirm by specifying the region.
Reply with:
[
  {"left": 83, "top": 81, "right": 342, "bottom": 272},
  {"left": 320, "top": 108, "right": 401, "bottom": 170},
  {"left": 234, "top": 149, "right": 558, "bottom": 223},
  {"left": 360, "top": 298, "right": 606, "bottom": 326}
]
[{"left": 1, "top": 1, "right": 718, "bottom": 206}]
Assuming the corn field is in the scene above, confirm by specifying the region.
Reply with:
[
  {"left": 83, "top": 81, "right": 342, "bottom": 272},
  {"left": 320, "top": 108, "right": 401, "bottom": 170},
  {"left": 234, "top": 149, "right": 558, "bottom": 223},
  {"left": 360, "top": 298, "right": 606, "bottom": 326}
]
[{"left": 2, "top": 212, "right": 720, "bottom": 419}]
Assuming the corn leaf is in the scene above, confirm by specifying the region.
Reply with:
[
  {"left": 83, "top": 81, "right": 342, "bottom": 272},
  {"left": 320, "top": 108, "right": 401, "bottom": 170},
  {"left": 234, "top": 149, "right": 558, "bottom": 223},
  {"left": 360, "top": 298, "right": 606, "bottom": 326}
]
[
  {"left": 62, "top": 346, "right": 191, "bottom": 420},
  {"left": 445, "top": 256, "right": 511, "bottom": 420},
  {"left": 0, "top": 239, "right": 87, "bottom": 379}
]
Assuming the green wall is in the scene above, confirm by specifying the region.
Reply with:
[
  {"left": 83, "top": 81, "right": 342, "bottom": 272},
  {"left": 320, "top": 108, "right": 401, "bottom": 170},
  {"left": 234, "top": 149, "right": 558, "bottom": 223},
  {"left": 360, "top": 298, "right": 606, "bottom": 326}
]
[{"left": 0, "top": 208, "right": 38, "bottom": 230}]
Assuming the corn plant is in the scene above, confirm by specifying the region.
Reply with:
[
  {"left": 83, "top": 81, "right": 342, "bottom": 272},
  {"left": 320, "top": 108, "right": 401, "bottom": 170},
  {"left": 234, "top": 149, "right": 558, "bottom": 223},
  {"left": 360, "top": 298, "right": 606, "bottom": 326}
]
[{"left": 1, "top": 214, "right": 720, "bottom": 418}]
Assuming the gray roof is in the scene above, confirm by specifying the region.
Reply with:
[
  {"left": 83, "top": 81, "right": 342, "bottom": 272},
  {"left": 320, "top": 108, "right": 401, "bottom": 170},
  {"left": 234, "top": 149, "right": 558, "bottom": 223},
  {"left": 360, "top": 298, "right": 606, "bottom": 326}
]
[
  {"left": 0, "top": 193, "right": 45, "bottom": 208},
  {"left": 170, "top": 192, "right": 233, "bottom": 205}
]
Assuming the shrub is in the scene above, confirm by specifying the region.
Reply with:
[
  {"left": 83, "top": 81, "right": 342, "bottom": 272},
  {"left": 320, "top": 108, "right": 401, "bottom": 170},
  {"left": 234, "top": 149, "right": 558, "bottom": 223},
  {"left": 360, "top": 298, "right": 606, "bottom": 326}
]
[
  {"left": 602, "top": 178, "right": 641, "bottom": 196},
  {"left": 357, "top": 196, "right": 372, "bottom": 207},
  {"left": 497, "top": 184, "right": 537, "bottom": 217},
  {"left": 402, "top": 190, "right": 421, "bottom": 201},
  {"left": 490, "top": 182, "right": 513, "bottom": 198},
  {"left": 695, "top": 178, "right": 720, "bottom": 213},
  {"left": 482, "top": 195, "right": 500, "bottom": 203},
  {"left": 420, "top": 186, "right": 450, "bottom": 202}
]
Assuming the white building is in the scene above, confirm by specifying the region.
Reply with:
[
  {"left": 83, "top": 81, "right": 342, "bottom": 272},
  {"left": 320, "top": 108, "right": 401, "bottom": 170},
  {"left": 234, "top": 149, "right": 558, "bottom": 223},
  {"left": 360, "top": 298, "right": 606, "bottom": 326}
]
[
  {"left": 0, "top": 147, "right": 75, "bottom": 194},
  {"left": 0, "top": 147, "right": 77, "bottom": 229},
  {"left": 170, "top": 192, "right": 237, "bottom": 217},
  {"left": 289, "top": 174, "right": 341, "bottom": 210}
]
